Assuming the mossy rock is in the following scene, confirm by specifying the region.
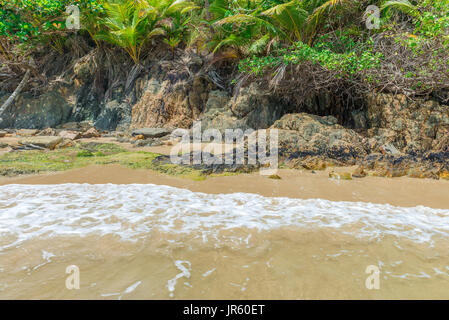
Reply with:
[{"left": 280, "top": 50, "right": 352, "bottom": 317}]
[
  {"left": 329, "top": 171, "right": 352, "bottom": 180},
  {"left": 77, "top": 150, "right": 94, "bottom": 157},
  {"left": 0, "top": 143, "right": 205, "bottom": 180}
]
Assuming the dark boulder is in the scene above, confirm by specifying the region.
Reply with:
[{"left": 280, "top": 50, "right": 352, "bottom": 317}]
[{"left": 0, "top": 91, "right": 72, "bottom": 129}]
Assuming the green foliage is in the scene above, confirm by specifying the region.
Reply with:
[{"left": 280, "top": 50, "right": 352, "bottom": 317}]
[
  {"left": 94, "top": 0, "right": 197, "bottom": 63},
  {"left": 261, "top": 0, "right": 309, "bottom": 42},
  {"left": 306, "top": 0, "right": 354, "bottom": 40},
  {"left": 208, "top": 0, "right": 273, "bottom": 54},
  {"left": 0, "top": 0, "right": 102, "bottom": 42},
  {"left": 94, "top": 0, "right": 155, "bottom": 64},
  {"left": 384, "top": 0, "right": 449, "bottom": 56},
  {"left": 1, "top": 0, "right": 448, "bottom": 96},
  {"left": 414, "top": 1, "right": 449, "bottom": 39},
  {"left": 76, "top": 150, "right": 94, "bottom": 157},
  {"left": 207, "top": 0, "right": 363, "bottom": 54},
  {"left": 381, "top": 0, "right": 421, "bottom": 18},
  {"left": 239, "top": 39, "right": 383, "bottom": 79}
]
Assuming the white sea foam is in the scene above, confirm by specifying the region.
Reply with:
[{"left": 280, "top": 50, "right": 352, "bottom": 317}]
[
  {"left": 167, "top": 260, "right": 191, "bottom": 298},
  {"left": 0, "top": 184, "right": 448, "bottom": 251},
  {"left": 202, "top": 268, "right": 216, "bottom": 277}
]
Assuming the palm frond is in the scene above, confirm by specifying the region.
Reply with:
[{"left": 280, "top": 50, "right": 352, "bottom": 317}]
[
  {"left": 247, "top": 33, "right": 270, "bottom": 55},
  {"left": 381, "top": 0, "right": 421, "bottom": 18},
  {"left": 212, "top": 33, "right": 250, "bottom": 53},
  {"left": 148, "top": 27, "right": 166, "bottom": 38},
  {"left": 261, "top": 0, "right": 308, "bottom": 41},
  {"left": 165, "top": 0, "right": 197, "bottom": 15},
  {"left": 214, "top": 14, "right": 266, "bottom": 26},
  {"left": 307, "top": 0, "right": 352, "bottom": 41}
]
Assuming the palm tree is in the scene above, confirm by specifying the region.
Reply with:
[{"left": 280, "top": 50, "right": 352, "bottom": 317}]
[
  {"left": 95, "top": 0, "right": 159, "bottom": 64},
  {"left": 306, "top": 0, "right": 353, "bottom": 43},
  {"left": 209, "top": 0, "right": 283, "bottom": 55},
  {"left": 261, "top": 0, "right": 309, "bottom": 42},
  {"left": 208, "top": 0, "right": 360, "bottom": 53},
  {"left": 95, "top": 0, "right": 198, "bottom": 64}
]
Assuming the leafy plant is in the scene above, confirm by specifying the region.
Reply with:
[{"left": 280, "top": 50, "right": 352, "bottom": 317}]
[
  {"left": 239, "top": 40, "right": 383, "bottom": 78},
  {"left": 95, "top": 0, "right": 155, "bottom": 64},
  {"left": 0, "top": 0, "right": 102, "bottom": 42},
  {"left": 381, "top": 0, "right": 421, "bottom": 19},
  {"left": 261, "top": 0, "right": 308, "bottom": 42},
  {"left": 95, "top": 0, "right": 198, "bottom": 63}
]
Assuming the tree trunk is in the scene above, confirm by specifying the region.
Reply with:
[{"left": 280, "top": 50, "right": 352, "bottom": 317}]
[
  {"left": 205, "top": 0, "right": 211, "bottom": 20},
  {"left": 205, "top": 0, "right": 215, "bottom": 34},
  {"left": 0, "top": 69, "right": 30, "bottom": 122}
]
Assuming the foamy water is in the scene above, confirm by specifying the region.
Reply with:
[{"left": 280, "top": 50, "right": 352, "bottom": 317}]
[
  {"left": 0, "top": 184, "right": 448, "bottom": 250},
  {"left": 0, "top": 184, "right": 448, "bottom": 299}
]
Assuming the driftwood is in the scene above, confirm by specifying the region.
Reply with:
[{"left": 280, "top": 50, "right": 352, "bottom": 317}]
[
  {"left": 0, "top": 69, "right": 30, "bottom": 122},
  {"left": 12, "top": 143, "right": 45, "bottom": 151}
]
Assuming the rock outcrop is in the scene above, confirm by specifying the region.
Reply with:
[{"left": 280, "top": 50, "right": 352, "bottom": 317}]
[
  {"left": 131, "top": 59, "right": 213, "bottom": 129},
  {"left": 131, "top": 127, "right": 173, "bottom": 138},
  {"left": 272, "top": 113, "right": 368, "bottom": 164},
  {"left": 0, "top": 47, "right": 447, "bottom": 180},
  {"left": 364, "top": 93, "right": 449, "bottom": 155},
  {"left": 200, "top": 84, "right": 288, "bottom": 132},
  {"left": 18, "top": 136, "right": 62, "bottom": 150},
  {"left": 0, "top": 91, "right": 72, "bottom": 129},
  {"left": 94, "top": 100, "right": 132, "bottom": 132},
  {"left": 58, "top": 130, "right": 81, "bottom": 140}
]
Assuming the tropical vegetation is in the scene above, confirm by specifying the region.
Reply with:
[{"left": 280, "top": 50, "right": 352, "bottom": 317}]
[{"left": 1, "top": 0, "right": 448, "bottom": 100}]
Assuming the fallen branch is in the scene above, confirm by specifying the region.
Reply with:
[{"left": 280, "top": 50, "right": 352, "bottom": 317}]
[
  {"left": 0, "top": 69, "right": 31, "bottom": 122},
  {"left": 13, "top": 143, "right": 45, "bottom": 151}
]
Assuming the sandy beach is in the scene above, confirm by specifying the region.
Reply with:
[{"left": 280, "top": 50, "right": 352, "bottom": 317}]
[
  {"left": 1, "top": 140, "right": 449, "bottom": 300},
  {"left": 1, "top": 163, "right": 448, "bottom": 209}
]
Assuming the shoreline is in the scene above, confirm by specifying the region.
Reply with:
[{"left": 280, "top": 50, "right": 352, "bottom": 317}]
[
  {"left": 1, "top": 136, "right": 448, "bottom": 209},
  {"left": 1, "top": 164, "right": 448, "bottom": 209}
]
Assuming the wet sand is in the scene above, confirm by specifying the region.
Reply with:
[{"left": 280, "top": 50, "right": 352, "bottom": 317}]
[
  {"left": 1, "top": 181, "right": 449, "bottom": 299},
  {"left": 1, "top": 164, "right": 448, "bottom": 209},
  {"left": 1, "top": 136, "right": 448, "bottom": 208},
  {"left": 1, "top": 139, "right": 449, "bottom": 299}
]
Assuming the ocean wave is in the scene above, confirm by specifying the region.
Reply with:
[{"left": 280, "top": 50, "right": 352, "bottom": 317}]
[{"left": 0, "top": 184, "right": 448, "bottom": 251}]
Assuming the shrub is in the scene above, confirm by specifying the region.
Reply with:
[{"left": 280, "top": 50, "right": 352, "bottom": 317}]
[
  {"left": 239, "top": 40, "right": 382, "bottom": 78},
  {"left": 0, "top": 0, "right": 103, "bottom": 43}
]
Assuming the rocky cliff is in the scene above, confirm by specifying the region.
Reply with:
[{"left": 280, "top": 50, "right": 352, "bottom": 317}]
[{"left": 0, "top": 50, "right": 447, "bottom": 178}]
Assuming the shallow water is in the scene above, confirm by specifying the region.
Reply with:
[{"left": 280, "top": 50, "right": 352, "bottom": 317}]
[{"left": 0, "top": 184, "right": 448, "bottom": 299}]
